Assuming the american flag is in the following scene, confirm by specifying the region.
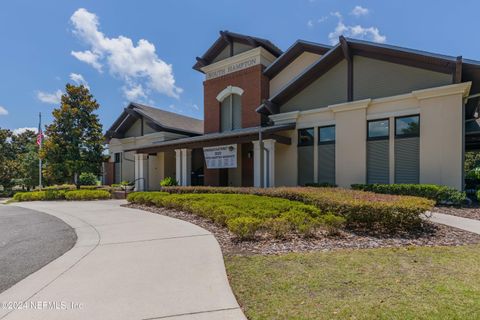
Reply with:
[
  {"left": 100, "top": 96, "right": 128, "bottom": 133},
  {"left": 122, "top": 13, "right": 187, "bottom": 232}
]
[{"left": 37, "top": 113, "right": 43, "bottom": 147}]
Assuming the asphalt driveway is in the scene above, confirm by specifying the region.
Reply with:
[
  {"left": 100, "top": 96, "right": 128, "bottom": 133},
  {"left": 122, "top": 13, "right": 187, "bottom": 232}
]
[{"left": 0, "top": 205, "right": 76, "bottom": 293}]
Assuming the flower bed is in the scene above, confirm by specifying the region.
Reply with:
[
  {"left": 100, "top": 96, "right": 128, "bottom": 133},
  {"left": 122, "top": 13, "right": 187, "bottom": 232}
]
[
  {"left": 158, "top": 186, "right": 434, "bottom": 231},
  {"left": 13, "top": 189, "right": 111, "bottom": 201},
  {"left": 127, "top": 192, "right": 345, "bottom": 240}
]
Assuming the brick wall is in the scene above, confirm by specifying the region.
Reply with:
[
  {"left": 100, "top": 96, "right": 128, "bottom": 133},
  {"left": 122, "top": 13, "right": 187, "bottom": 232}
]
[{"left": 203, "top": 64, "right": 270, "bottom": 133}]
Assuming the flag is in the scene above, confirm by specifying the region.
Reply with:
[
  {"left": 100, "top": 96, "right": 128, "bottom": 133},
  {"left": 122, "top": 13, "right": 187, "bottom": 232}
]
[{"left": 37, "top": 113, "right": 43, "bottom": 147}]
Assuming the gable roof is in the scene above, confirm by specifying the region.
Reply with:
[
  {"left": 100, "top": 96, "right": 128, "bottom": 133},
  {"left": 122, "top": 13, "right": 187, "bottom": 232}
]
[
  {"left": 263, "top": 40, "right": 332, "bottom": 78},
  {"left": 193, "top": 30, "right": 283, "bottom": 72},
  {"left": 105, "top": 103, "right": 203, "bottom": 140},
  {"left": 257, "top": 36, "right": 480, "bottom": 118}
]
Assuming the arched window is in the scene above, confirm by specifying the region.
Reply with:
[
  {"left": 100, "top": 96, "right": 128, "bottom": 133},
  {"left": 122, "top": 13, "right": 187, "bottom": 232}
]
[{"left": 216, "top": 86, "right": 243, "bottom": 132}]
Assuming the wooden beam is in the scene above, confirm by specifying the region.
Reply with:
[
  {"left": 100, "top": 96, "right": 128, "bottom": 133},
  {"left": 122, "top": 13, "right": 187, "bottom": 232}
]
[
  {"left": 262, "top": 99, "right": 280, "bottom": 115},
  {"left": 266, "top": 134, "right": 291, "bottom": 145},
  {"left": 339, "top": 36, "right": 353, "bottom": 102},
  {"left": 454, "top": 56, "right": 463, "bottom": 83},
  {"left": 195, "top": 56, "right": 208, "bottom": 67}
]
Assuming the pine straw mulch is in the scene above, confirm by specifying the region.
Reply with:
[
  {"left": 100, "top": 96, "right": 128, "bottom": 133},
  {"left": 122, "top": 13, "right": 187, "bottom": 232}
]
[{"left": 124, "top": 203, "right": 480, "bottom": 255}]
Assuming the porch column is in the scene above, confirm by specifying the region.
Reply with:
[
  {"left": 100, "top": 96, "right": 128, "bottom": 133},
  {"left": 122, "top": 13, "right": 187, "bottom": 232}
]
[
  {"left": 134, "top": 153, "right": 148, "bottom": 191},
  {"left": 174, "top": 148, "right": 192, "bottom": 186},
  {"left": 253, "top": 139, "right": 276, "bottom": 188},
  {"left": 175, "top": 149, "right": 182, "bottom": 184},
  {"left": 181, "top": 148, "right": 192, "bottom": 186}
]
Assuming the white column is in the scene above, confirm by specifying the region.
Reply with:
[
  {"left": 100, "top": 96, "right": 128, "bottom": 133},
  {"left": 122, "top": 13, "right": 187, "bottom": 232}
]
[
  {"left": 134, "top": 153, "right": 148, "bottom": 191},
  {"left": 181, "top": 148, "right": 192, "bottom": 186},
  {"left": 252, "top": 141, "right": 261, "bottom": 187},
  {"left": 175, "top": 149, "right": 182, "bottom": 185},
  {"left": 263, "top": 139, "right": 276, "bottom": 187},
  {"left": 253, "top": 140, "right": 276, "bottom": 188}
]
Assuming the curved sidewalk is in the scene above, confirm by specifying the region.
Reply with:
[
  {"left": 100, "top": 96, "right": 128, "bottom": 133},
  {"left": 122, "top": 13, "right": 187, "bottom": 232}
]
[{"left": 0, "top": 200, "right": 246, "bottom": 320}]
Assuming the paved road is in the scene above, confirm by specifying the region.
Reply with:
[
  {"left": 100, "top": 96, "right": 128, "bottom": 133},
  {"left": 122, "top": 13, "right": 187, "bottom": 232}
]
[
  {"left": 0, "top": 205, "right": 76, "bottom": 293},
  {"left": 0, "top": 201, "right": 246, "bottom": 320}
]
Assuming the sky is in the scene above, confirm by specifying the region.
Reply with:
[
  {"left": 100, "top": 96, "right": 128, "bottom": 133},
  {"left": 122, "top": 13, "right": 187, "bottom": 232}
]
[{"left": 1, "top": 0, "right": 479, "bottom": 134}]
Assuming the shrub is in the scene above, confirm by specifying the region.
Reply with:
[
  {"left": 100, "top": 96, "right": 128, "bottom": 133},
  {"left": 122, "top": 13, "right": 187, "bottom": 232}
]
[
  {"left": 42, "top": 184, "right": 76, "bottom": 191},
  {"left": 13, "top": 189, "right": 110, "bottom": 201},
  {"left": 305, "top": 182, "right": 337, "bottom": 188},
  {"left": 79, "top": 172, "right": 98, "bottom": 186},
  {"left": 227, "top": 217, "right": 262, "bottom": 240},
  {"left": 264, "top": 218, "right": 291, "bottom": 239},
  {"left": 351, "top": 183, "right": 466, "bottom": 206},
  {"left": 158, "top": 186, "right": 433, "bottom": 231},
  {"left": 64, "top": 190, "right": 111, "bottom": 200},
  {"left": 160, "top": 177, "right": 178, "bottom": 187},
  {"left": 319, "top": 213, "right": 346, "bottom": 236}
]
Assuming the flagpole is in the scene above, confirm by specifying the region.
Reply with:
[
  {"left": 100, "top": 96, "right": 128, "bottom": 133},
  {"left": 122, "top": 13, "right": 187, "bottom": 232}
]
[{"left": 38, "top": 112, "right": 42, "bottom": 189}]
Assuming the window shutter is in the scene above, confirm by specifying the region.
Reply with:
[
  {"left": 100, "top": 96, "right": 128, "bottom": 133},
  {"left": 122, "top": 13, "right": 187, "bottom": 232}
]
[
  {"left": 318, "top": 144, "right": 335, "bottom": 184},
  {"left": 232, "top": 94, "right": 242, "bottom": 130},
  {"left": 394, "top": 137, "right": 419, "bottom": 183},
  {"left": 367, "top": 140, "right": 389, "bottom": 184},
  {"left": 221, "top": 96, "right": 232, "bottom": 132}
]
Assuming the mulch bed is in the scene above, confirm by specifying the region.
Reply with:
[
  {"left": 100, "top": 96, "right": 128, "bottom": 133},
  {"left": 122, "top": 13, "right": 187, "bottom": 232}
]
[
  {"left": 434, "top": 206, "right": 480, "bottom": 221},
  {"left": 125, "top": 203, "right": 480, "bottom": 255}
]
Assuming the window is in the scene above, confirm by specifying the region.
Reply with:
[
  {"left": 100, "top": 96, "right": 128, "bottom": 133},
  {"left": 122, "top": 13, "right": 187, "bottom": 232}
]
[
  {"left": 221, "top": 94, "right": 242, "bottom": 132},
  {"left": 298, "top": 128, "right": 314, "bottom": 146},
  {"left": 114, "top": 153, "right": 121, "bottom": 163},
  {"left": 395, "top": 115, "right": 420, "bottom": 137},
  {"left": 319, "top": 126, "right": 335, "bottom": 144},
  {"left": 368, "top": 119, "right": 389, "bottom": 139}
]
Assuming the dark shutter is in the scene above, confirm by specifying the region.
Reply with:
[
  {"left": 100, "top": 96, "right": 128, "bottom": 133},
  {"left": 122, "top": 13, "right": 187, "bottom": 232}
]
[
  {"left": 232, "top": 94, "right": 242, "bottom": 130},
  {"left": 298, "top": 146, "right": 314, "bottom": 185},
  {"left": 318, "top": 144, "right": 335, "bottom": 184},
  {"left": 395, "top": 137, "right": 419, "bottom": 183},
  {"left": 367, "top": 140, "right": 389, "bottom": 184}
]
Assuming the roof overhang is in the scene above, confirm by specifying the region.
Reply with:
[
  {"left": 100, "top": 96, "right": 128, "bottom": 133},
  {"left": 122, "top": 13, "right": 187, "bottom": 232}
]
[{"left": 126, "top": 124, "right": 295, "bottom": 154}]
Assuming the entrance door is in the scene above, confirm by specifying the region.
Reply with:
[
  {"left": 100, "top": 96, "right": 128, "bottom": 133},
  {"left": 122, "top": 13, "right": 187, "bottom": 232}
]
[{"left": 241, "top": 143, "right": 254, "bottom": 187}]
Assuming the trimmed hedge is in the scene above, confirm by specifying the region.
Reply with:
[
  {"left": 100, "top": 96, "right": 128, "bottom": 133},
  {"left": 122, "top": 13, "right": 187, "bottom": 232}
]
[
  {"left": 13, "top": 189, "right": 111, "bottom": 201},
  {"left": 134, "top": 187, "right": 434, "bottom": 232},
  {"left": 127, "top": 192, "right": 346, "bottom": 240},
  {"left": 351, "top": 184, "right": 466, "bottom": 206}
]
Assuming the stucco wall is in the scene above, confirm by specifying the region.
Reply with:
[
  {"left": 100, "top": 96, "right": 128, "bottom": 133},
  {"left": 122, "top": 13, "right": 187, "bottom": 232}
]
[
  {"left": 275, "top": 130, "right": 297, "bottom": 186},
  {"left": 282, "top": 60, "right": 348, "bottom": 112},
  {"left": 269, "top": 52, "right": 320, "bottom": 97},
  {"left": 124, "top": 119, "right": 142, "bottom": 138},
  {"left": 353, "top": 56, "right": 452, "bottom": 100},
  {"left": 419, "top": 94, "right": 463, "bottom": 189}
]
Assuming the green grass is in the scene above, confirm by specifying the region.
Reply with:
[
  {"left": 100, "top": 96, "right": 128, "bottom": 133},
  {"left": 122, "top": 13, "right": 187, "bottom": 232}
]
[{"left": 225, "top": 245, "right": 480, "bottom": 320}]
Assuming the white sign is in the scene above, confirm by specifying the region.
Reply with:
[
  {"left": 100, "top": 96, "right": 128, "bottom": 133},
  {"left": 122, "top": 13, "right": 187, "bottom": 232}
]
[
  {"left": 206, "top": 57, "right": 258, "bottom": 80},
  {"left": 203, "top": 144, "right": 237, "bottom": 169}
]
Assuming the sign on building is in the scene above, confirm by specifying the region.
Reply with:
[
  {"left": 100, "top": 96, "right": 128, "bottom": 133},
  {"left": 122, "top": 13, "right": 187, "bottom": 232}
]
[{"left": 203, "top": 144, "right": 237, "bottom": 169}]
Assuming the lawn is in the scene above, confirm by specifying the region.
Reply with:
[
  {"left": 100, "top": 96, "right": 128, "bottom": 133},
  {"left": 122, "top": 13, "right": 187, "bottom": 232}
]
[{"left": 225, "top": 245, "right": 480, "bottom": 320}]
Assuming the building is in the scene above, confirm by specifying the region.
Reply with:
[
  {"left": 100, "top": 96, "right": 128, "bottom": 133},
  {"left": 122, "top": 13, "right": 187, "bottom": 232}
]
[{"left": 105, "top": 31, "right": 480, "bottom": 191}]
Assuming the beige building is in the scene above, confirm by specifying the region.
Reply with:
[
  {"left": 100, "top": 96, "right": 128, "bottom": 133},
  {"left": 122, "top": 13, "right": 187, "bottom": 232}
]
[{"left": 105, "top": 31, "right": 480, "bottom": 191}]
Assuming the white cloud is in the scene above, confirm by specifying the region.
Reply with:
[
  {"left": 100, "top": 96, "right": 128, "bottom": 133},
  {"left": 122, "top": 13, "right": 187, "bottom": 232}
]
[
  {"left": 192, "top": 104, "right": 199, "bottom": 111},
  {"left": 37, "top": 90, "right": 63, "bottom": 104},
  {"left": 13, "top": 127, "right": 37, "bottom": 135},
  {"left": 307, "top": 19, "right": 314, "bottom": 28},
  {"left": 0, "top": 106, "right": 8, "bottom": 116},
  {"left": 123, "top": 84, "right": 147, "bottom": 101},
  {"left": 351, "top": 5, "right": 369, "bottom": 16},
  {"left": 71, "top": 50, "right": 102, "bottom": 72},
  {"left": 70, "top": 8, "right": 182, "bottom": 100},
  {"left": 69, "top": 73, "right": 89, "bottom": 89},
  {"left": 328, "top": 12, "right": 386, "bottom": 44}
]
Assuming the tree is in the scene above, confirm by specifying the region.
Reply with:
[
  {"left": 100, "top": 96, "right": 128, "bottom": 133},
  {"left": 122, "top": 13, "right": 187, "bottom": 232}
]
[
  {"left": 0, "top": 128, "right": 18, "bottom": 190},
  {"left": 42, "top": 84, "right": 104, "bottom": 186},
  {"left": 465, "top": 151, "right": 480, "bottom": 173},
  {"left": 11, "top": 130, "right": 39, "bottom": 190}
]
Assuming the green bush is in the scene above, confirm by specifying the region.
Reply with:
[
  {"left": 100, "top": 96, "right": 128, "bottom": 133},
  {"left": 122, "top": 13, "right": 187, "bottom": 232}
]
[
  {"left": 226, "top": 217, "right": 262, "bottom": 240},
  {"left": 351, "top": 183, "right": 466, "bottom": 206},
  {"left": 79, "top": 172, "right": 98, "bottom": 186},
  {"left": 64, "top": 190, "right": 111, "bottom": 200},
  {"left": 304, "top": 182, "right": 337, "bottom": 188},
  {"left": 319, "top": 213, "right": 346, "bottom": 236},
  {"left": 158, "top": 186, "right": 433, "bottom": 231},
  {"left": 42, "top": 184, "right": 76, "bottom": 191},
  {"left": 160, "top": 177, "right": 178, "bottom": 187},
  {"left": 127, "top": 192, "right": 338, "bottom": 240},
  {"left": 13, "top": 189, "right": 110, "bottom": 201}
]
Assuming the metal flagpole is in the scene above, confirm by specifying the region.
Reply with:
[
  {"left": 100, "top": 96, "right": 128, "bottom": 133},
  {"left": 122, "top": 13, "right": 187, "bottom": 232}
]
[{"left": 38, "top": 112, "right": 42, "bottom": 189}]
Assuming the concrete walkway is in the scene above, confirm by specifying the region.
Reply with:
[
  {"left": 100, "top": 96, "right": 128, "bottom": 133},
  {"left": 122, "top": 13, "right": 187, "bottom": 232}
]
[
  {"left": 428, "top": 211, "right": 480, "bottom": 235},
  {"left": 0, "top": 200, "right": 246, "bottom": 320}
]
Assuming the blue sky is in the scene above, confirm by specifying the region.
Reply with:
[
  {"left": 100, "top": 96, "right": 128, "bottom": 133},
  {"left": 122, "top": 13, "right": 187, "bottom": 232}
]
[{"left": 1, "top": 0, "right": 479, "bottom": 134}]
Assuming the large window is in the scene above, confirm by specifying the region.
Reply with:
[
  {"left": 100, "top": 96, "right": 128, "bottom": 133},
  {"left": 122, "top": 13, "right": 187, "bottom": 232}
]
[
  {"left": 221, "top": 94, "right": 242, "bottom": 132},
  {"left": 395, "top": 115, "right": 420, "bottom": 137},
  {"left": 298, "top": 128, "right": 314, "bottom": 146},
  {"left": 319, "top": 125, "right": 335, "bottom": 143},
  {"left": 368, "top": 119, "right": 389, "bottom": 139}
]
